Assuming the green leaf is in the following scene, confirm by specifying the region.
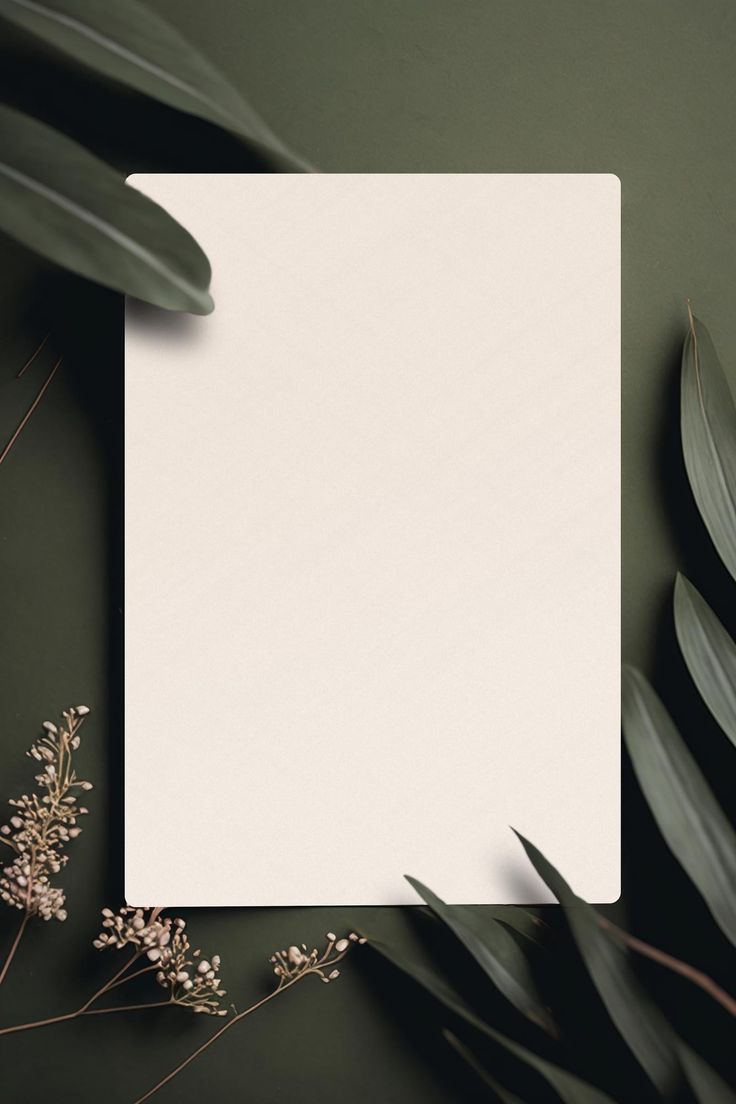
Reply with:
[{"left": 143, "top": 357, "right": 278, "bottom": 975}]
[
  {"left": 621, "top": 665, "right": 736, "bottom": 946},
  {"left": 0, "top": 105, "right": 213, "bottom": 313},
  {"left": 443, "top": 1031, "right": 528, "bottom": 1103},
  {"left": 369, "top": 936, "right": 617, "bottom": 1104},
  {"left": 514, "top": 832, "right": 679, "bottom": 1096},
  {"left": 0, "top": 0, "right": 307, "bottom": 168},
  {"left": 681, "top": 313, "right": 736, "bottom": 582},
  {"left": 479, "top": 905, "right": 548, "bottom": 945},
  {"left": 406, "top": 876, "right": 554, "bottom": 1033},
  {"left": 678, "top": 1042, "right": 736, "bottom": 1104},
  {"left": 674, "top": 574, "right": 736, "bottom": 749}
]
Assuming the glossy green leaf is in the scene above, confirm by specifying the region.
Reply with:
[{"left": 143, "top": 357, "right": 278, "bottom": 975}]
[
  {"left": 0, "top": 105, "right": 213, "bottom": 312},
  {"left": 369, "top": 937, "right": 617, "bottom": 1104},
  {"left": 0, "top": 0, "right": 307, "bottom": 168},
  {"left": 515, "top": 832, "right": 679, "bottom": 1095},
  {"left": 681, "top": 313, "right": 736, "bottom": 582},
  {"left": 678, "top": 1042, "right": 736, "bottom": 1104},
  {"left": 406, "top": 876, "right": 554, "bottom": 1033},
  {"left": 443, "top": 1031, "right": 528, "bottom": 1103},
  {"left": 674, "top": 573, "right": 736, "bottom": 749},
  {"left": 622, "top": 665, "right": 736, "bottom": 945}
]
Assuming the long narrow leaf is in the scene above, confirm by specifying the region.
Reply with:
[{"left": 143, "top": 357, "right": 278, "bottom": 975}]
[
  {"left": 0, "top": 105, "right": 213, "bottom": 312},
  {"left": 515, "top": 832, "right": 679, "bottom": 1095},
  {"left": 0, "top": 0, "right": 307, "bottom": 168},
  {"left": 406, "top": 876, "right": 554, "bottom": 1033},
  {"left": 622, "top": 665, "right": 736, "bottom": 946},
  {"left": 444, "top": 1031, "right": 529, "bottom": 1103},
  {"left": 678, "top": 1043, "right": 736, "bottom": 1104},
  {"left": 674, "top": 574, "right": 736, "bottom": 749},
  {"left": 681, "top": 312, "right": 736, "bottom": 582},
  {"left": 369, "top": 937, "right": 617, "bottom": 1104}
]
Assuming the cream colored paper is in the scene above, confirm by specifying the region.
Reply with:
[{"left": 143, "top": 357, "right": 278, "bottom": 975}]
[{"left": 125, "top": 174, "right": 620, "bottom": 906}]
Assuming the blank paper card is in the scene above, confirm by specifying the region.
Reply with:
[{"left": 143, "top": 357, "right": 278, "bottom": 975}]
[{"left": 125, "top": 174, "right": 620, "bottom": 906}]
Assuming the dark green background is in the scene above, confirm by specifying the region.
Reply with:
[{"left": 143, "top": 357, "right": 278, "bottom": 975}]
[{"left": 1, "top": 2, "right": 735, "bottom": 1100}]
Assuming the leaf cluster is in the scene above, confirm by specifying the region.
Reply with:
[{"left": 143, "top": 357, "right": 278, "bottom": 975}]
[{"left": 0, "top": 0, "right": 303, "bottom": 312}]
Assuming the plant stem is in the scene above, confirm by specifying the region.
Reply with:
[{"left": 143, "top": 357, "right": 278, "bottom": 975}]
[
  {"left": 16, "top": 333, "right": 49, "bottom": 378},
  {"left": 78, "top": 950, "right": 141, "bottom": 1013},
  {"left": 133, "top": 943, "right": 355, "bottom": 1104},
  {"left": 82, "top": 1000, "right": 172, "bottom": 1017},
  {"left": 132, "top": 980, "right": 296, "bottom": 1104},
  {"left": 0, "top": 356, "right": 61, "bottom": 468},
  {"left": 0, "top": 999, "right": 171, "bottom": 1037},
  {"left": 0, "top": 1009, "right": 77, "bottom": 1035},
  {"left": 102, "top": 962, "right": 158, "bottom": 994},
  {"left": 598, "top": 916, "right": 736, "bottom": 1015},
  {"left": 0, "top": 913, "right": 29, "bottom": 988},
  {"left": 0, "top": 949, "right": 146, "bottom": 1035}
]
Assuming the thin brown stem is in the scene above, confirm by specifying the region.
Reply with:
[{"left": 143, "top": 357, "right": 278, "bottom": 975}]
[
  {"left": 0, "top": 999, "right": 171, "bottom": 1038},
  {"left": 0, "top": 1009, "right": 77, "bottom": 1036},
  {"left": 132, "top": 981, "right": 296, "bottom": 1104},
  {"left": 0, "top": 949, "right": 143, "bottom": 1036},
  {"left": 0, "top": 356, "right": 61, "bottom": 468},
  {"left": 78, "top": 950, "right": 142, "bottom": 1012},
  {"left": 0, "top": 913, "right": 29, "bottom": 988},
  {"left": 16, "top": 333, "right": 49, "bottom": 378},
  {"left": 598, "top": 916, "right": 736, "bottom": 1016},
  {"left": 82, "top": 999, "right": 172, "bottom": 1017},
  {"left": 133, "top": 944, "right": 355, "bottom": 1104},
  {"left": 102, "top": 962, "right": 159, "bottom": 994}
]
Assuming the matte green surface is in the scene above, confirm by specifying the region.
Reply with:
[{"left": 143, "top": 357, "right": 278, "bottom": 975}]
[{"left": 1, "top": 1, "right": 736, "bottom": 1100}]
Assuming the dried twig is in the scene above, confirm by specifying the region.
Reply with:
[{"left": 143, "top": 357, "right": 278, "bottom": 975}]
[
  {"left": 133, "top": 932, "right": 364, "bottom": 1104},
  {"left": 597, "top": 915, "right": 736, "bottom": 1016},
  {"left": 0, "top": 355, "right": 61, "bottom": 468},
  {"left": 16, "top": 333, "right": 50, "bottom": 378}
]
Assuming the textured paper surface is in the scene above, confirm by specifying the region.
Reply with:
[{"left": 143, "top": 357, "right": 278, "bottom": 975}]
[{"left": 125, "top": 174, "right": 620, "bottom": 905}]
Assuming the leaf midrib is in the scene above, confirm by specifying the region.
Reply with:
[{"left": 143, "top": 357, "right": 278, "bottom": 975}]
[
  {"left": 3, "top": 0, "right": 254, "bottom": 137},
  {"left": 0, "top": 158, "right": 211, "bottom": 309}
]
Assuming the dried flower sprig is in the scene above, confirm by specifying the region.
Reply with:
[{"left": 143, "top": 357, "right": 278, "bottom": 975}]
[
  {"left": 132, "top": 931, "right": 365, "bottom": 1104},
  {"left": 94, "top": 907, "right": 228, "bottom": 1015},
  {"left": 0, "top": 706, "right": 91, "bottom": 985},
  {"left": 0, "top": 907, "right": 227, "bottom": 1035}
]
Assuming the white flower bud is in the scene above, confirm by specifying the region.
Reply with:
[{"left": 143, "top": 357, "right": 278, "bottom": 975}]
[
  {"left": 197, "top": 960, "right": 210, "bottom": 974},
  {"left": 75, "top": 706, "right": 90, "bottom": 716},
  {"left": 42, "top": 722, "right": 58, "bottom": 734},
  {"left": 335, "top": 939, "right": 349, "bottom": 953}
]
